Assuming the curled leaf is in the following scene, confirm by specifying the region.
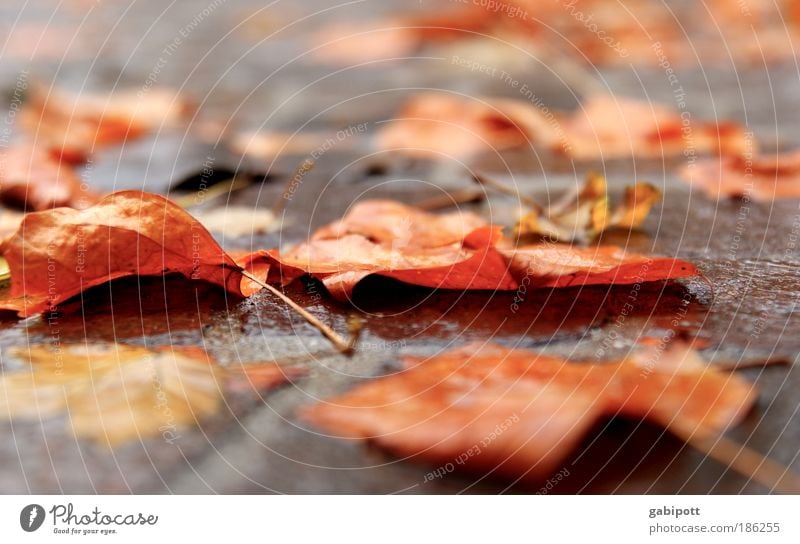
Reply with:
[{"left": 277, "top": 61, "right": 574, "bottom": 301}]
[
  {"left": 514, "top": 173, "right": 662, "bottom": 242},
  {"left": 0, "top": 191, "right": 243, "bottom": 317},
  {"left": 240, "top": 199, "right": 697, "bottom": 300}
]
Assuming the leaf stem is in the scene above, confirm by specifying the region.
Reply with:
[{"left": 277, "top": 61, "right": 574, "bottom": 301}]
[
  {"left": 241, "top": 270, "right": 354, "bottom": 354},
  {"left": 415, "top": 188, "right": 486, "bottom": 210},
  {"left": 472, "top": 172, "right": 544, "bottom": 213}
]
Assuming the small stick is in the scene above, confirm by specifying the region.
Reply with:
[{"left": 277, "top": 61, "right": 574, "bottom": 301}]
[
  {"left": 241, "top": 270, "right": 353, "bottom": 353},
  {"left": 671, "top": 424, "right": 800, "bottom": 493},
  {"left": 271, "top": 158, "right": 315, "bottom": 217},
  {"left": 415, "top": 188, "right": 486, "bottom": 210},
  {"left": 715, "top": 356, "right": 791, "bottom": 371},
  {"left": 472, "top": 172, "right": 544, "bottom": 213},
  {"left": 173, "top": 175, "right": 252, "bottom": 209}
]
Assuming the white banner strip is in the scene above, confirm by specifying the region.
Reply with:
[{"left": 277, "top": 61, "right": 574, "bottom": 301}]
[{"left": 0, "top": 495, "right": 797, "bottom": 542}]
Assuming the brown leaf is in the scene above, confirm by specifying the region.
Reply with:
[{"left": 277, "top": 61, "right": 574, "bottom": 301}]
[
  {"left": 0, "top": 191, "right": 243, "bottom": 317},
  {"left": 302, "top": 342, "right": 758, "bottom": 480},
  {"left": 514, "top": 173, "right": 661, "bottom": 242},
  {"left": 0, "top": 143, "right": 97, "bottom": 210},
  {"left": 683, "top": 151, "right": 800, "bottom": 201}
]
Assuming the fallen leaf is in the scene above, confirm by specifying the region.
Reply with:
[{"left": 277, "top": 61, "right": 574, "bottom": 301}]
[
  {"left": 514, "top": 173, "right": 661, "bottom": 242},
  {"left": 302, "top": 342, "right": 758, "bottom": 480},
  {"left": 20, "top": 86, "right": 191, "bottom": 164},
  {"left": 311, "top": 199, "right": 488, "bottom": 248},
  {"left": 683, "top": 151, "right": 800, "bottom": 200},
  {"left": 0, "top": 143, "right": 96, "bottom": 210},
  {"left": 240, "top": 199, "right": 698, "bottom": 300},
  {"left": 561, "top": 95, "right": 752, "bottom": 160},
  {"left": 0, "top": 343, "right": 302, "bottom": 446},
  {"left": 375, "top": 93, "right": 558, "bottom": 159},
  {"left": 0, "top": 191, "right": 243, "bottom": 317},
  {"left": 310, "top": 21, "right": 419, "bottom": 65},
  {"left": 310, "top": 8, "right": 489, "bottom": 65}
]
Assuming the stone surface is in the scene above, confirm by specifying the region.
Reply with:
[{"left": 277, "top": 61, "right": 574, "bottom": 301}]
[{"left": 0, "top": 0, "right": 798, "bottom": 494}]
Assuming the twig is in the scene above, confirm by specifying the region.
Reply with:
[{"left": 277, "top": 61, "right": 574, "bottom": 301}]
[
  {"left": 472, "top": 172, "right": 543, "bottom": 213},
  {"left": 415, "top": 188, "right": 486, "bottom": 210},
  {"left": 671, "top": 424, "right": 800, "bottom": 493},
  {"left": 715, "top": 357, "right": 791, "bottom": 371},
  {"left": 241, "top": 270, "right": 353, "bottom": 353},
  {"left": 173, "top": 175, "right": 252, "bottom": 209}
]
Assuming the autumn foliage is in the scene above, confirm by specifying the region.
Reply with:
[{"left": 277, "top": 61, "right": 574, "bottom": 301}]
[
  {"left": 303, "top": 342, "right": 757, "bottom": 480},
  {"left": 0, "top": 191, "right": 243, "bottom": 317}
]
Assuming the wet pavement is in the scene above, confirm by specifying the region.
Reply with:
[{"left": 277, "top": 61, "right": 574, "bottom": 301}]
[{"left": 0, "top": 0, "right": 798, "bottom": 493}]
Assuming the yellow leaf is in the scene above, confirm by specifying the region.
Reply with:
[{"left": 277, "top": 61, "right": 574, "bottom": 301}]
[{"left": 0, "top": 343, "right": 301, "bottom": 447}]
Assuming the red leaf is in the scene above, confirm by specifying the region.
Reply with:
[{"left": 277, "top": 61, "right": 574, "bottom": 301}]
[
  {"left": 239, "top": 200, "right": 698, "bottom": 300},
  {"left": 0, "top": 191, "right": 242, "bottom": 317}
]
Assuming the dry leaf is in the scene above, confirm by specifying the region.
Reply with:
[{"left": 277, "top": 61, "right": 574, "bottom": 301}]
[
  {"left": 0, "top": 343, "right": 301, "bottom": 446},
  {"left": 311, "top": 199, "right": 488, "bottom": 248},
  {"left": 303, "top": 342, "right": 757, "bottom": 480},
  {"left": 240, "top": 199, "right": 697, "bottom": 300},
  {"left": 20, "top": 86, "right": 191, "bottom": 164},
  {"left": 684, "top": 151, "right": 800, "bottom": 201},
  {"left": 515, "top": 173, "right": 661, "bottom": 242},
  {"left": 310, "top": 8, "right": 489, "bottom": 65},
  {"left": 561, "top": 95, "right": 752, "bottom": 160},
  {"left": 0, "top": 191, "right": 243, "bottom": 317},
  {"left": 0, "top": 143, "right": 97, "bottom": 210},
  {"left": 375, "top": 93, "right": 558, "bottom": 159}
]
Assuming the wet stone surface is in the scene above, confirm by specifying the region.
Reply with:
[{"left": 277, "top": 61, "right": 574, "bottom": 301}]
[{"left": 0, "top": 0, "right": 798, "bottom": 493}]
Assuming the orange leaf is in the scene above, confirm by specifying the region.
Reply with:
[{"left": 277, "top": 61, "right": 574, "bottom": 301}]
[
  {"left": 561, "top": 95, "right": 752, "bottom": 160},
  {"left": 238, "top": 200, "right": 698, "bottom": 300},
  {"left": 20, "top": 87, "right": 191, "bottom": 164},
  {"left": 0, "top": 143, "right": 97, "bottom": 210},
  {"left": 684, "top": 151, "right": 800, "bottom": 200},
  {"left": 302, "top": 342, "right": 757, "bottom": 480},
  {"left": 376, "top": 93, "right": 558, "bottom": 159},
  {"left": 0, "top": 191, "right": 242, "bottom": 317}
]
